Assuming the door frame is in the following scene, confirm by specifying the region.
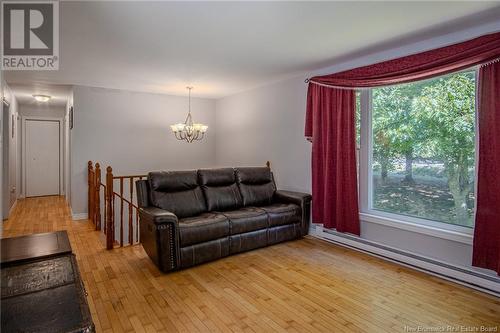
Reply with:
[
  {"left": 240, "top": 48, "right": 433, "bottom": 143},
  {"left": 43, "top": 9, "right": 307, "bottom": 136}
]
[
  {"left": 22, "top": 116, "right": 64, "bottom": 197},
  {"left": 2, "top": 99, "right": 10, "bottom": 219}
]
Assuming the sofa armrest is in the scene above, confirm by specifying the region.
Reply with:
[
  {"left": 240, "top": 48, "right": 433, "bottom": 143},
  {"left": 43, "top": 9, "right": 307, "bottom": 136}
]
[
  {"left": 139, "top": 207, "right": 180, "bottom": 272},
  {"left": 140, "top": 207, "right": 178, "bottom": 225},
  {"left": 274, "top": 190, "right": 312, "bottom": 236},
  {"left": 274, "top": 190, "right": 311, "bottom": 206}
]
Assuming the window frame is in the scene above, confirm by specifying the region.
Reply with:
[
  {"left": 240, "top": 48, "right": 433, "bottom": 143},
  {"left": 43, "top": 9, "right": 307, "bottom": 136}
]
[{"left": 357, "top": 69, "right": 479, "bottom": 239}]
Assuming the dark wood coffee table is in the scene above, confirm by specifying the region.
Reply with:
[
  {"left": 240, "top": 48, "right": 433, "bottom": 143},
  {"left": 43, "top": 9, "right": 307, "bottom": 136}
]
[
  {"left": 0, "top": 231, "right": 95, "bottom": 332},
  {"left": 1, "top": 230, "right": 72, "bottom": 265}
]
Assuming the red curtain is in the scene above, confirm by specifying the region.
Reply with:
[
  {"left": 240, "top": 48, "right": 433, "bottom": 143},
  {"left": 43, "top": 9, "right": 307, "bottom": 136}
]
[
  {"left": 305, "top": 32, "right": 500, "bottom": 247},
  {"left": 473, "top": 61, "right": 500, "bottom": 275},
  {"left": 305, "top": 86, "right": 360, "bottom": 234},
  {"left": 309, "top": 32, "right": 500, "bottom": 88}
]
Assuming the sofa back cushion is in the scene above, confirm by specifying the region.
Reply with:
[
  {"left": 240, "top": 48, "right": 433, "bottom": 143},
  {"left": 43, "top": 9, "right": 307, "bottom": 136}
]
[
  {"left": 236, "top": 167, "right": 275, "bottom": 207},
  {"left": 199, "top": 168, "right": 242, "bottom": 211},
  {"left": 148, "top": 171, "right": 206, "bottom": 218}
]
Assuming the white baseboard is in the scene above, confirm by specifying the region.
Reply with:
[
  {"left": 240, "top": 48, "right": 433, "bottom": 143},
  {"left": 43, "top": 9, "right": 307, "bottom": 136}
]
[
  {"left": 71, "top": 212, "right": 88, "bottom": 220},
  {"left": 309, "top": 224, "right": 500, "bottom": 297}
]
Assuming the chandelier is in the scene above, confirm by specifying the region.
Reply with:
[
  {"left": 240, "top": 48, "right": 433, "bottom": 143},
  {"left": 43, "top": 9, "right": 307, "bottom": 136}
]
[{"left": 170, "top": 87, "right": 208, "bottom": 143}]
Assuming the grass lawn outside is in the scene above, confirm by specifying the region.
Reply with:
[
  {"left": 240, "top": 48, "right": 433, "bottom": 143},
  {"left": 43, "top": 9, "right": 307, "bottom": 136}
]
[{"left": 372, "top": 170, "right": 475, "bottom": 227}]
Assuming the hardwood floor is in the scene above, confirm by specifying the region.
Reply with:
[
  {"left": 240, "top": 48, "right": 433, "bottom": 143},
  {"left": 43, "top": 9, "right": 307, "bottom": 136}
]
[{"left": 2, "top": 196, "right": 500, "bottom": 333}]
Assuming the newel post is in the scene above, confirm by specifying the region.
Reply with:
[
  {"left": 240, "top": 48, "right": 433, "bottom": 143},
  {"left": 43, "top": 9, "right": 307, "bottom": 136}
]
[
  {"left": 105, "top": 166, "right": 114, "bottom": 250},
  {"left": 88, "top": 161, "right": 94, "bottom": 225},
  {"left": 95, "top": 163, "right": 101, "bottom": 231}
]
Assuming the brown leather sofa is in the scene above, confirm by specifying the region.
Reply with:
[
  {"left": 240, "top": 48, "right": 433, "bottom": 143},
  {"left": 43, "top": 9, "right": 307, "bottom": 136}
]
[{"left": 136, "top": 167, "right": 311, "bottom": 272}]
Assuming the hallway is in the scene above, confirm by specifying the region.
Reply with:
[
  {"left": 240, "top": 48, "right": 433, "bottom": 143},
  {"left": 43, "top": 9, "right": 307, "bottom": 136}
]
[{"left": 2, "top": 197, "right": 500, "bottom": 333}]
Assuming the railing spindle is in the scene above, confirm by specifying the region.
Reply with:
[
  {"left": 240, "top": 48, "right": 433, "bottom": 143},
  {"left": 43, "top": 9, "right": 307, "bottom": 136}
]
[
  {"left": 136, "top": 210, "right": 139, "bottom": 243},
  {"left": 136, "top": 176, "right": 142, "bottom": 243},
  {"left": 106, "top": 166, "right": 114, "bottom": 250},
  {"left": 102, "top": 184, "right": 107, "bottom": 234},
  {"left": 88, "top": 161, "right": 94, "bottom": 226},
  {"left": 120, "top": 178, "right": 124, "bottom": 247},
  {"left": 95, "top": 163, "right": 101, "bottom": 231},
  {"left": 129, "top": 177, "right": 134, "bottom": 245}
]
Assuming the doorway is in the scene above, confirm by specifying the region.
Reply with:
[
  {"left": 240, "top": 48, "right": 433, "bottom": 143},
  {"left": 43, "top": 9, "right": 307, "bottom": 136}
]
[{"left": 23, "top": 118, "right": 62, "bottom": 197}]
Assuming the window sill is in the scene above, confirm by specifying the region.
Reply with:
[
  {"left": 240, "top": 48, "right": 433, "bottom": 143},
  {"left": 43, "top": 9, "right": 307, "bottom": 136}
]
[{"left": 359, "top": 213, "right": 473, "bottom": 245}]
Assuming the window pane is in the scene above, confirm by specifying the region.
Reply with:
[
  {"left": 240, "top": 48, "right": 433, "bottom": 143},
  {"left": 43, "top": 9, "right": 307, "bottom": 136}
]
[{"left": 371, "top": 71, "right": 476, "bottom": 227}]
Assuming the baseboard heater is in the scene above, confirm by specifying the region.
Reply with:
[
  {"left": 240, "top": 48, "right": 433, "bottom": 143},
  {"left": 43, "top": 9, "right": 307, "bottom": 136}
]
[{"left": 309, "top": 225, "right": 500, "bottom": 297}]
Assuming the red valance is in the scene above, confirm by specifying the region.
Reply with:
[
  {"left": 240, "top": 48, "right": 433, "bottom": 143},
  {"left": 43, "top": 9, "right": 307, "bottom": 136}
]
[{"left": 307, "top": 32, "right": 500, "bottom": 89}]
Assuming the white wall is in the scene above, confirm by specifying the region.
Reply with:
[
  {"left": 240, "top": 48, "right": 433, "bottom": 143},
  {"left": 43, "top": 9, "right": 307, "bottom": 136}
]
[
  {"left": 19, "top": 104, "right": 66, "bottom": 118},
  {"left": 2, "top": 83, "right": 20, "bottom": 218},
  {"left": 8, "top": 89, "right": 19, "bottom": 207},
  {"left": 216, "top": 77, "right": 310, "bottom": 193},
  {"left": 215, "top": 22, "right": 500, "bottom": 273},
  {"left": 71, "top": 85, "right": 217, "bottom": 216}
]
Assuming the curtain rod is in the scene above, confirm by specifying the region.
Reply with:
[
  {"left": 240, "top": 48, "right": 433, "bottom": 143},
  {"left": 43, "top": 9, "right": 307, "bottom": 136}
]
[{"left": 304, "top": 79, "right": 356, "bottom": 90}]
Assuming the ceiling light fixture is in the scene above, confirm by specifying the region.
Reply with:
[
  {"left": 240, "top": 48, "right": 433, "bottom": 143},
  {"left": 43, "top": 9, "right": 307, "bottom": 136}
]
[
  {"left": 33, "top": 94, "right": 51, "bottom": 102},
  {"left": 170, "top": 87, "right": 208, "bottom": 143}
]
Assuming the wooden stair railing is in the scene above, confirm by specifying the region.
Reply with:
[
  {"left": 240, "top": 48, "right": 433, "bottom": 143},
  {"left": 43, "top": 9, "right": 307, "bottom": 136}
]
[
  {"left": 88, "top": 160, "right": 272, "bottom": 250},
  {"left": 88, "top": 161, "right": 146, "bottom": 250},
  {"left": 112, "top": 172, "right": 147, "bottom": 248}
]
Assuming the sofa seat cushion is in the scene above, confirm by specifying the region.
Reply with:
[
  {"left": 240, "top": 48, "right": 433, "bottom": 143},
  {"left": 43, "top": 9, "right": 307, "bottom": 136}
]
[
  {"left": 178, "top": 213, "right": 229, "bottom": 247},
  {"left": 219, "top": 207, "right": 268, "bottom": 235},
  {"left": 260, "top": 203, "right": 301, "bottom": 227}
]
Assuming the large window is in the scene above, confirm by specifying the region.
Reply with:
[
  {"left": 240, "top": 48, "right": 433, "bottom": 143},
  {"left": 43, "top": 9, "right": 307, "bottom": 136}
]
[{"left": 358, "top": 70, "right": 477, "bottom": 229}]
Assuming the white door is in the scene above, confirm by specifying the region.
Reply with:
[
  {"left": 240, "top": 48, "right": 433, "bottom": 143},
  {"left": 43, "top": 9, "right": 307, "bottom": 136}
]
[{"left": 26, "top": 120, "right": 60, "bottom": 197}]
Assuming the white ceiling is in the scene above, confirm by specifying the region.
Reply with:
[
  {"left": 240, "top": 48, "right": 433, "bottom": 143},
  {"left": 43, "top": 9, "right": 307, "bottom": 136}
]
[{"left": 5, "top": 1, "right": 500, "bottom": 101}]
